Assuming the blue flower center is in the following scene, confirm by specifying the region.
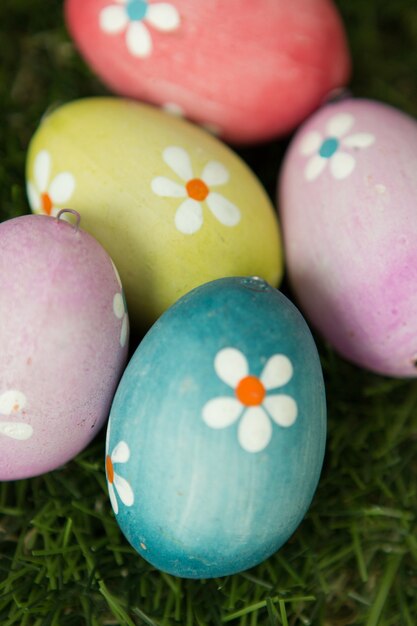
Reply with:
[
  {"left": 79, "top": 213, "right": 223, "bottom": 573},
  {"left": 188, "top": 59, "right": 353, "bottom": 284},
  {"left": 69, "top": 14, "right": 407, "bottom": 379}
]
[
  {"left": 126, "top": 0, "right": 148, "bottom": 21},
  {"left": 319, "top": 137, "right": 339, "bottom": 159}
]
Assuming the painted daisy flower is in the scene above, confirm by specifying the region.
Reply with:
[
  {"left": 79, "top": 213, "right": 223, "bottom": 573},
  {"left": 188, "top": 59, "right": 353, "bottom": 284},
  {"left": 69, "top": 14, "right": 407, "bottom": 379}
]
[
  {"left": 27, "top": 150, "right": 76, "bottom": 216},
  {"left": 151, "top": 146, "right": 241, "bottom": 234},
  {"left": 99, "top": 0, "right": 180, "bottom": 58},
  {"left": 105, "top": 426, "right": 134, "bottom": 515},
  {"left": 0, "top": 390, "right": 33, "bottom": 441},
  {"left": 202, "top": 348, "right": 297, "bottom": 453},
  {"left": 300, "top": 113, "right": 375, "bottom": 181},
  {"left": 111, "top": 260, "right": 129, "bottom": 348}
]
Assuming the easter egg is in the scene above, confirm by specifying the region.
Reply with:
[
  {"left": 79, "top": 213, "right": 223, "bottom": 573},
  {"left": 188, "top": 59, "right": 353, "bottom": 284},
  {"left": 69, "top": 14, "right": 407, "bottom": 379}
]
[
  {"left": 279, "top": 98, "right": 417, "bottom": 377},
  {"left": 106, "top": 276, "right": 326, "bottom": 578},
  {"left": 64, "top": 0, "right": 351, "bottom": 144},
  {"left": 0, "top": 212, "right": 129, "bottom": 480},
  {"left": 26, "top": 97, "right": 282, "bottom": 328}
]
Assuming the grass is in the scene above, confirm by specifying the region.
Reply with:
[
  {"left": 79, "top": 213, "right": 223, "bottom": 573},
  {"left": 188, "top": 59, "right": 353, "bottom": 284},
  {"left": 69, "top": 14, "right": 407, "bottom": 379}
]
[{"left": 1, "top": 0, "right": 417, "bottom": 623}]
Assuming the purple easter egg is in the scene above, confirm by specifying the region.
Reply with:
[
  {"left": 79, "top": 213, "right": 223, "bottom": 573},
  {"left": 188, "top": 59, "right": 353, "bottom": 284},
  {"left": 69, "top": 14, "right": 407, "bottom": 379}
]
[
  {"left": 0, "top": 212, "right": 129, "bottom": 480},
  {"left": 279, "top": 98, "right": 417, "bottom": 377}
]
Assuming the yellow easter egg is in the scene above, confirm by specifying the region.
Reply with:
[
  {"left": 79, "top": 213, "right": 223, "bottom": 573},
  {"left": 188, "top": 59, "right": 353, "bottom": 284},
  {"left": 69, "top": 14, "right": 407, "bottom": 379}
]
[{"left": 26, "top": 98, "right": 282, "bottom": 327}]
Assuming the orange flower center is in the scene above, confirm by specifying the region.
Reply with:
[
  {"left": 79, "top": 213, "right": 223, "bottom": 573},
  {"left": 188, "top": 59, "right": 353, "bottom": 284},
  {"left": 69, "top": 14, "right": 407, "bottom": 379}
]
[
  {"left": 106, "top": 455, "right": 114, "bottom": 484},
  {"left": 235, "top": 376, "right": 266, "bottom": 406},
  {"left": 41, "top": 192, "right": 53, "bottom": 215},
  {"left": 186, "top": 178, "right": 209, "bottom": 202}
]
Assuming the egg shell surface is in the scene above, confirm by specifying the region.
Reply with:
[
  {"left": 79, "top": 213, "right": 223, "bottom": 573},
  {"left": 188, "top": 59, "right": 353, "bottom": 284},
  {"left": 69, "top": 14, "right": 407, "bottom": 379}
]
[
  {"left": 26, "top": 98, "right": 283, "bottom": 329},
  {"left": 279, "top": 98, "right": 417, "bottom": 377},
  {"left": 0, "top": 214, "right": 129, "bottom": 480},
  {"left": 106, "top": 276, "right": 326, "bottom": 578},
  {"left": 64, "top": 0, "right": 351, "bottom": 144}
]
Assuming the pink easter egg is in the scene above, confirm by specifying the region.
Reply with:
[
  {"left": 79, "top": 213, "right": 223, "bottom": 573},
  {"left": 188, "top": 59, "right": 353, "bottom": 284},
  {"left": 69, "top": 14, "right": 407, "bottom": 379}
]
[
  {"left": 0, "top": 212, "right": 129, "bottom": 480},
  {"left": 279, "top": 98, "right": 417, "bottom": 377},
  {"left": 64, "top": 0, "right": 351, "bottom": 144}
]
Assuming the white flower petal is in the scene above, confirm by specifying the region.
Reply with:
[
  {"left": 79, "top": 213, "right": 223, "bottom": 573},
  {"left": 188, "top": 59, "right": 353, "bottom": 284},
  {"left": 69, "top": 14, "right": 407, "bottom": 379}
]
[
  {"left": 26, "top": 181, "right": 41, "bottom": 211},
  {"left": 99, "top": 5, "right": 128, "bottom": 34},
  {"left": 326, "top": 113, "right": 354, "bottom": 138},
  {"left": 114, "top": 473, "right": 134, "bottom": 506},
  {"left": 206, "top": 192, "right": 241, "bottom": 227},
  {"left": 49, "top": 172, "right": 75, "bottom": 205},
  {"left": 201, "top": 161, "right": 229, "bottom": 187},
  {"left": 162, "top": 102, "right": 185, "bottom": 116},
  {"left": 105, "top": 421, "right": 111, "bottom": 455},
  {"left": 163, "top": 146, "right": 193, "bottom": 181},
  {"left": 174, "top": 198, "right": 203, "bottom": 234},
  {"left": 113, "top": 293, "right": 125, "bottom": 319},
  {"left": 202, "top": 122, "right": 221, "bottom": 136},
  {"left": 202, "top": 397, "right": 242, "bottom": 429},
  {"left": 214, "top": 348, "right": 248, "bottom": 388},
  {"left": 0, "top": 390, "right": 27, "bottom": 414},
  {"left": 299, "top": 131, "right": 322, "bottom": 156},
  {"left": 330, "top": 151, "right": 356, "bottom": 180},
  {"left": 264, "top": 394, "right": 298, "bottom": 427},
  {"left": 108, "top": 482, "right": 119, "bottom": 515},
  {"left": 110, "top": 259, "right": 122, "bottom": 289},
  {"left": 126, "top": 20, "right": 152, "bottom": 57},
  {"left": 0, "top": 422, "right": 33, "bottom": 440},
  {"left": 151, "top": 176, "right": 186, "bottom": 197},
  {"left": 146, "top": 2, "right": 180, "bottom": 31},
  {"left": 34, "top": 150, "right": 51, "bottom": 192},
  {"left": 111, "top": 440, "right": 130, "bottom": 463},
  {"left": 342, "top": 133, "right": 375, "bottom": 149},
  {"left": 238, "top": 407, "right": 272, "bottom": 453},
  {"left": 305, "top": 155, "right": 327, "bottom": 181},
  {"left": 260, "top": 354, "right": 293, "bottom": 390},
  {"left": 120, "top": 315, "right": 129, "bottom": 348}
]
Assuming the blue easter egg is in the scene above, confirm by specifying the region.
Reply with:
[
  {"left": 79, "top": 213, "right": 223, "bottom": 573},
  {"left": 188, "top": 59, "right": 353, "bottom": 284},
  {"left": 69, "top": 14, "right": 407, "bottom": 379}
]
[{"left": 105, "top": 277, "right": 326, "bottom": 578}]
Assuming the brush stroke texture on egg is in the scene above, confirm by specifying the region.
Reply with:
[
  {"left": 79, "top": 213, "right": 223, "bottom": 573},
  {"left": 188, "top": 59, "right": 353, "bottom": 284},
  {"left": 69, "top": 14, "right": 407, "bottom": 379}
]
[
  {"left": 26, "top": 98, "right": 283, "bottom": 328},
  {"left": 106, "top": 277, "right": 326, "bottom": 578},
  {"left": 279, "top": 98, "right": 417, "bottom": 377},
  {"left": 0, "top": 214, "right": 128, "bottom": 480},
  {"left": 65, "top": 0, "right": 351, "bottom": 143}
]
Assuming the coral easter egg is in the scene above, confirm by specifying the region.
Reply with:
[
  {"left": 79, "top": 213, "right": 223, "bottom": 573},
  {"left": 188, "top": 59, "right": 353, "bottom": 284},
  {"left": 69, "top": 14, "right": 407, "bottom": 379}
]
[
  {"left": 279, "top": 98, "right": 417, "bottom": 377},
  {"left": 64, "top": 0, "right": 351, "bottom": 143},
  {"left": 0, "top": 213, "right": 128, "bottom": 480},
  {"left": 106, "top": 277, "right": 326, "bottom": 578},
  {"left": 26, "top": 98, "right": 282, "bottom": 328}
]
